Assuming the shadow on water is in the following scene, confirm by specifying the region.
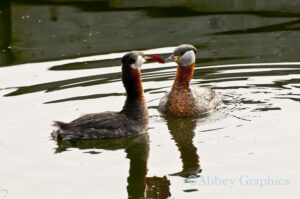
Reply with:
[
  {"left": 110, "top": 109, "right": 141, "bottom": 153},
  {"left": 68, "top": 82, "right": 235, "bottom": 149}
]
[
  {"left": 3, "top": 63, "right": 176, "bottom": 98},
  {"left": 48, "top": 56, "right": 249, "bottom": 71},
  {"left": 45, "top": 93, "right": 124, "bottom": 104},
  {"left": 49, "top": 58, "right": 121, "bottom": 71},
  {"left": 54, "top": 133, "right": 171, "bottom": 199},
  {"left": 4, "top": 71, "right": 122, "bottom": 97},
  {"left": 5, "top": 61, "right": 300, "bottom": 107}
]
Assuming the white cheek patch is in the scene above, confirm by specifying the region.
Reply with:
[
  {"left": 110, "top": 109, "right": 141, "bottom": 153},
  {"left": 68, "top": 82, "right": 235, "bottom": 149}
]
[
  {"left": 130, "top": 55, "right": 145, "bottom": 70},
  {"left": 130, "top": 63, "right": 137, "bottom": 69},
  {"left": 178, "top": 50, "right": 196, "bottom": 66}
]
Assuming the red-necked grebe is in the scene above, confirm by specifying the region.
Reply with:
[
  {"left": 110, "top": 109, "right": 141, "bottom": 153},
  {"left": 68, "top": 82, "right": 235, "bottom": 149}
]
[
  {"left": 52, "top": 51, "right": 156, "bottom": 140},
  {"left": 158, "top": 44, "right": 222, "bottom": 116}
]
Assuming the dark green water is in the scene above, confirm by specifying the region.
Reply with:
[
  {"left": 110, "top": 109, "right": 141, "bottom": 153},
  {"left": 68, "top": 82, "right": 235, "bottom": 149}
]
[{"left": 0, "top": 1, "right": 300, "bottom": 199}]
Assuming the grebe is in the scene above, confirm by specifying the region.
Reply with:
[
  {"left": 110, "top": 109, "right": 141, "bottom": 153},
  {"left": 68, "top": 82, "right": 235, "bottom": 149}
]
[
  {"left": 158, "top": 44, "right": 222, "bottom": 116},
  {"left": 52, "top": 51, "right": 153, "bottom": 140}
]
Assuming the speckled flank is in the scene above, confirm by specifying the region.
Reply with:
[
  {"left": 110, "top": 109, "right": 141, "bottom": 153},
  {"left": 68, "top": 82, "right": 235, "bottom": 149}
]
[{"left": 165, "top": 87, "right": 196, "bottom": 116}]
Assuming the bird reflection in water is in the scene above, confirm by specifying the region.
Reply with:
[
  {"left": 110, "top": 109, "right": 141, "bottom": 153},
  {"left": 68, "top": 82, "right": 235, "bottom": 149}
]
[
  {"left": 165, "top": 116, "right": 201, "bottom": 178},
  {"left": 54, "top": 133, "right": 171, "bottom": 199}
]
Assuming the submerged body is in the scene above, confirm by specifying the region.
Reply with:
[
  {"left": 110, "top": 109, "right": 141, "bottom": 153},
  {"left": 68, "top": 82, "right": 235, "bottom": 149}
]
[
  {"left": 52, "top": 52, "right": 149, "bottom": 140},
  {"left": 158, "top": 44, "right": 221, "bottom": 116}
]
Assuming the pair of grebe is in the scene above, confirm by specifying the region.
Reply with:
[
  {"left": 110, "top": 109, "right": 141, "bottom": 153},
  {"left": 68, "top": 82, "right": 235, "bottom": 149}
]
[{"left": 52, "top": 44, "right": 221, "bottom": 140}]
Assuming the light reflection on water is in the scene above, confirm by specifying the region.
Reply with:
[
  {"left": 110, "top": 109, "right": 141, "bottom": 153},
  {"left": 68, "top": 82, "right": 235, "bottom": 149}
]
[
  {"left": 1, "top": 1, "right": 300, "bottom": 199},
  {"left": 1, "top": 47, "right": 299, "bottom": 198}
]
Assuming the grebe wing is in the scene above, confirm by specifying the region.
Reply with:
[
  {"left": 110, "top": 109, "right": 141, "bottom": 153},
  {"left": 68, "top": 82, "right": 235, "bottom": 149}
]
[
  {"left": 191, "top": 87, "right": 222, "bottom": 113},
  {"left": 68, "top": 111, "right": 125, "bottom": 130}
]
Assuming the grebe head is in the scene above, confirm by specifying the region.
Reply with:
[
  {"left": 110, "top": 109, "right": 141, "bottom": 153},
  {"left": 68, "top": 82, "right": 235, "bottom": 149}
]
[
  {"left": 121, "top": 51, "right": 147, "bottom": 70},
  {"left": 165, "top": 44, "right": 198, "bottom": 67},
  {"left": 121, "top": 51, "right": 150, "bottom": 98}
]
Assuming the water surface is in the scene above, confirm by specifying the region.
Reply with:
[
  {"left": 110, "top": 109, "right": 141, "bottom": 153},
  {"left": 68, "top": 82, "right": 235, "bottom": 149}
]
[{"left": 0, "top": 1, "right": 300, "bottom": 198}]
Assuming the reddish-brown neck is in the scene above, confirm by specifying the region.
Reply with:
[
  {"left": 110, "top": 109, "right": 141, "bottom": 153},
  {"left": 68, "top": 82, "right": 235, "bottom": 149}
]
[
  {"left": 165, "top": 63, "right": 196, "bottom": 116},
  {"left": 173, "top": 63, "right": 195, "bottom": 89},
  {"left": 130, "top": 69, "right": 144, "bottom": 99},
  {"left": 122, "top": 68, "right": 147, "bottom": 118}
]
